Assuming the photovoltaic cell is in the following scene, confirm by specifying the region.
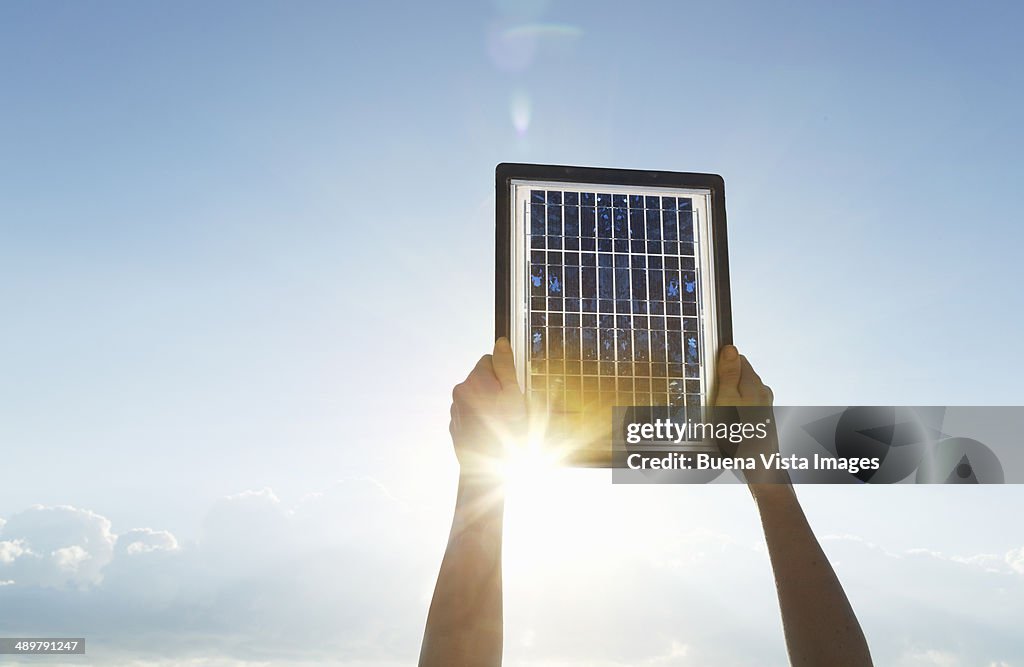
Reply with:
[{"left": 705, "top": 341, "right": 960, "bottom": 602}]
[{"left": 520, "top": 185, "right": 713, "bottom": 426}]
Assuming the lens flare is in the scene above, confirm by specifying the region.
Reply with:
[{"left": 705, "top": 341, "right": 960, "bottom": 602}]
[
  {"left": 487, "top": 22, "right": 582, "bottom": 72},
  {"left": 502, "top": 23, "right": 582, "bottom": 40},
  {"left": 511, "top": 91, "right": 531, "bottom": 137}
]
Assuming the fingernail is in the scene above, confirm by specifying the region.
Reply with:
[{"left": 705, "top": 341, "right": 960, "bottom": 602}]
[
  {"left": 496, "top": 337, "right": 511, "bottom": 349},
  {"left": 723, "top": 345, "right": 739, "bottom": 360}
]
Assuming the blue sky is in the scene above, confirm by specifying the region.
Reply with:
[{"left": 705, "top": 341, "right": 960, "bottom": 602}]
[{"left": 2, "top": 1, "right": 1024, "bottom": 665}]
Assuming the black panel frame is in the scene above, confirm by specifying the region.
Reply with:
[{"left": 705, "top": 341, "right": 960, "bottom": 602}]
[{"left": 494, "top": 162, "right": 733, "bottom": 466}]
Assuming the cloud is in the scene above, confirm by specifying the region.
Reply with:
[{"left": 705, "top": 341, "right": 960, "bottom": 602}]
[
  {"left": 117, "top": 528, "right": 180, "bottom": 556},
  {"left": 197, "top": 487, "right": 292, "bottom": 577},
  {"left": 1005, "top": 546, "right": 1024, "bottom": 574},
  {"left": 0, "top": 478, "right": 425, "bottom": 664},
  {"left": 896, "top": 649, "right": 962, "bottom": 667},
  {"left": 824, "top": 533, "right": 1024, "bottom": 577},
  {"left": 0, "top": 484, "right": 1022, "bottom": 667},
  {"left": 0, "top": 538, "right": 29, "bottom": 564},
  {"left": 0, "top": 504, "right": 115, "bottom": 588},
  {"left": 891, "top": 650, "right": 1016, "bottom": 667},
  {"left": 53, "top": 544, "right": 90, "bottom": 571},
  {"left": 646, "top": 641, "right": 690, "bottom": 665},
  {"left": 815, "top": 535, "right": 1024, "bottom": 667}
]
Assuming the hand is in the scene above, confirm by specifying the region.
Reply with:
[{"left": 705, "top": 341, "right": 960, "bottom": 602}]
[
  {"left": 449, "top": 337, "right": 526, "bottom": 476},
  {"left": 714, "top": 344, "right": 773, "bottom": 407},
  {"left": 713, "top": 345, "right": 787, "bottom": 487}
]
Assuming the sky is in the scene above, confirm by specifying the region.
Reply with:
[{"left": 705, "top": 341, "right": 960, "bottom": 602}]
[{"left": 1, "top": 0, "right": 1023, "bottom": 665}]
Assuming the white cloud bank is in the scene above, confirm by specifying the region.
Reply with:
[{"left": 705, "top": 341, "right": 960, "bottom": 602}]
[
  {"left": 0, "top": 478, "right": 428, "bottom": 665},
  {"left": 0, "top": 481, "right": 1022, "bottom": 667},
  {"left": 0, "top": 505, "right": 116, "bottom": 588}
]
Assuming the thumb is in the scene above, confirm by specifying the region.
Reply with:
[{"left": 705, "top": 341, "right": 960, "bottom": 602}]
[{"left": 714, "top": 345, "right": 742, "bottom": 405}]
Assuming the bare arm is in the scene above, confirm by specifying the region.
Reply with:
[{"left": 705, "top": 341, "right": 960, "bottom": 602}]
[
  {"left": 419, "top": 473, "right": 504, "bottom": 667},
  {"left": 419, "top": 338, "right": 524, "bottom": 667},
  {"left": 752, "top": 483, "right": 872, "bottom": 667},
  {"left": 715, "top": 345, "right": 873, "bottom": 667}
]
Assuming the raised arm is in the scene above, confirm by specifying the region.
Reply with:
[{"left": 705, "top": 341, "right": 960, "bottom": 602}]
[
  {"left": 419, "top": 338, "right": 524, "bottom": 667},
  {"left": 715, "top": 345, "right": 874, "bottom": 667}
]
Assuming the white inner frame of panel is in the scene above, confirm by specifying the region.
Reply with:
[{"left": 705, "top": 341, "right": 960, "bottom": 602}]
[{"left": 507, "top": 178, "right": 720, "bottom": 407}]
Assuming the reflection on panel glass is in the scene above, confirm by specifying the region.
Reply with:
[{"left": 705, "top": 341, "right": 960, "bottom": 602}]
[{"left": 523, "top": 187, "right": 709, "bottom": 428}]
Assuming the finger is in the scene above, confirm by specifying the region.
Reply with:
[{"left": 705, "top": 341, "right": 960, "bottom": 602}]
[
  {"left": 740, "top": 355, "right": 764, "bottom": 384},
  {"left": 715, "top": 345, "right": 742, "bottom": 401},
  {"left": 738, "top": 355, "right": 764, "bottom": 398},
  {"left": 491, "top": 337, "right": 519, "bottom": 391},
  {"left": 467, "top": 354, "right": 500, "bottom": 390},
  {"left": 449, "top": 401, "right": 460, "bottom": 435}
]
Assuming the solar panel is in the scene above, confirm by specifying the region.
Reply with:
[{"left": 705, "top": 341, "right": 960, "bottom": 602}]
[{"left": 496, "top": 164, "right": 732, "bottom": 466}]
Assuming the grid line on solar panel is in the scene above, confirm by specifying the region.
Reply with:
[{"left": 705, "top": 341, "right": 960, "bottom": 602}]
[{"left": 526, "top": 188, "right": 704, "bottom": 415}]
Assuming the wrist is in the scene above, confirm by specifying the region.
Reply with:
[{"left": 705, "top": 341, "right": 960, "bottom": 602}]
[
  {"left": 457, "top": 468, "right": 505, "bottom": 491},
  {"left": 454, "top": 470, "right": 505, "bottom": 526},
  {"left": 749, "top": 481, "right": 797, "bottom": 507}
]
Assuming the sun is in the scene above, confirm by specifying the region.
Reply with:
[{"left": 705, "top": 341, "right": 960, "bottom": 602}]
[{"left": 498, "top": 432, "right": 562, "bottom": 486}]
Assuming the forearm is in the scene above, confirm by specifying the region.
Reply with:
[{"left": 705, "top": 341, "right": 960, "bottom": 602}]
[
  {"left": 751, "top": 485, "right": 873, "bottom": 667},
  {"left": 419, "top": 474, "right": 505, "bottom": 667}
]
